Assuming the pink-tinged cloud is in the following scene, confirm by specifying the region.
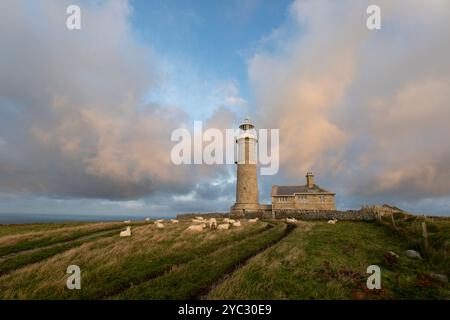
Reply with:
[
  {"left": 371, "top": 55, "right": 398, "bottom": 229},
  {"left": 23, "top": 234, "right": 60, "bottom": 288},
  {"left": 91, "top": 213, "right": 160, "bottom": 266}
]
[
  {"left": 249, "top": 0, "right": 450, "bottom": 202},
  {"left": 0, "top": 0, "right": 196, "bottom": 199}
]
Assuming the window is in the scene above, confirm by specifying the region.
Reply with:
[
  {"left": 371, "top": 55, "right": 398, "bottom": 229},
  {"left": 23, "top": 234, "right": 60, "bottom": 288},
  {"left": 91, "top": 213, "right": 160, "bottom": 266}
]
[{"left": 319, "top": 196, "right": 325, "bottom": 203}]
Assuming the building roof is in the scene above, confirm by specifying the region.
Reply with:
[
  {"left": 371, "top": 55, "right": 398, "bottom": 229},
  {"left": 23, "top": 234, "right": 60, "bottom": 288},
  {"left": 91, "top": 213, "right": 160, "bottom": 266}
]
[{"left": 271, "top": 185, "right": 335, "bottom": 196}]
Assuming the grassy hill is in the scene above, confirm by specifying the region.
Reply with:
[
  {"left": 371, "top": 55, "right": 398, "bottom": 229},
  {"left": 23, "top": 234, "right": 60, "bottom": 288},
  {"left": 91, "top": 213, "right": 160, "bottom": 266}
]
[{"left": 0, "top": 215, "right": 448, "bottom": 300}]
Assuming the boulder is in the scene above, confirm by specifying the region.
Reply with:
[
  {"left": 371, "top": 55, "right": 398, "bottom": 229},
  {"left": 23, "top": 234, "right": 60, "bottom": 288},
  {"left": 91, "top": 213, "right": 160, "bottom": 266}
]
[{"left": 405, "top": 249, "right": 422, "bottom": 260}]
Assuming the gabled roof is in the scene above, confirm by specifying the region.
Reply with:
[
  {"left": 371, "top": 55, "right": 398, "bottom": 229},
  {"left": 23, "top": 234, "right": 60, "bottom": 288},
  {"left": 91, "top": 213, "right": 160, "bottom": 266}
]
[{"left": 271, "top": 184, "right": 334, "bottom": 196}]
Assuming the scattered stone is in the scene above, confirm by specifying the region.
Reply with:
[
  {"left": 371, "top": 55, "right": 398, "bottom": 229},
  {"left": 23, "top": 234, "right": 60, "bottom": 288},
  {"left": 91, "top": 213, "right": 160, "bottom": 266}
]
[
  {"left": 405, "top": 249, "right": 423, "bottom": 260},
  {"left": 428, "top": 273, "right": 448, "bottom": 284}
]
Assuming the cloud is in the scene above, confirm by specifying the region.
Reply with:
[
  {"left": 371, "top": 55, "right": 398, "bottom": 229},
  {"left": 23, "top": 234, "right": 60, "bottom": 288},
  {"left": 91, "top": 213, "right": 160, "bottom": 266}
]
[
  {"left": 1, "top": 0, "right": 449, "bottom": 216},
  {"left": 0, "top": 0, "right": 195, "bottom": 200},
  {"left": 0, "top": 0, "right": 240, "bottom": 215},
  {"left": 249, "top": 0, "right": 450, "bottom": 211}
]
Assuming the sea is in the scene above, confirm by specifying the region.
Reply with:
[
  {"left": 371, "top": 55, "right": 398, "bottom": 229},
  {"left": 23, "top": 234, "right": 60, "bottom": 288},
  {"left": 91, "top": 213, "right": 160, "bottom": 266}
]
[{"left": 0, "top": 213, "right": 175, "bottom": 224}]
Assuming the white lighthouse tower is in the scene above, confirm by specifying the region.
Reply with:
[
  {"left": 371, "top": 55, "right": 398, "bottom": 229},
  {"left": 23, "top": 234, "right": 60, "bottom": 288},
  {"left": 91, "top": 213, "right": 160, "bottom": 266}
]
[{"left": 231, "top": 118, "right": 260, "bottom": 215}]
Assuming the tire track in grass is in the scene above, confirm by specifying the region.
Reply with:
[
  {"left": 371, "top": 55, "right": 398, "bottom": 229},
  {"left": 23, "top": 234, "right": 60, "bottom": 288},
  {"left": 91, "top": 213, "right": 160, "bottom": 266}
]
[
  {"left": 0, "top": 222, "right": 273, "bottom": 300},
  {"left": 112, "top": 223, "right": 294, "bottom": 300},
  {"left": 93, "top": 223, "right": 273, "bottom": 300},
  {"left": 0, "top": 228, "right": 123, "bottom": 276},
  {"left": 0, "top": 222, "right": 90, "bottom": 238},
  {"left": 197, "top": 222, "right": 296, "bottom": 300},
  {"left": 0, "top": 228, "right": 123, "bottom": 262},
  {"left": 0, "top": 223, "right": 140, "bottom": 257}
]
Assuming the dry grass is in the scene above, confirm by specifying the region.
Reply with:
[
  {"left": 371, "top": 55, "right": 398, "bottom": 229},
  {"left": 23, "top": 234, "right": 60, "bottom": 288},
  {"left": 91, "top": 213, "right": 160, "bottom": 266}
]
[
  {"left": 0, "top": 221, "right": 128, "bottom": 256},
  {"left": 0, "top": 220, "right": 267, "bottom": 299},
  {"left": 114, "top": 223, "right": 287, "bottom": 299},
  {"left": 0, "top": 222, "right": 90, "bottom": 238}
]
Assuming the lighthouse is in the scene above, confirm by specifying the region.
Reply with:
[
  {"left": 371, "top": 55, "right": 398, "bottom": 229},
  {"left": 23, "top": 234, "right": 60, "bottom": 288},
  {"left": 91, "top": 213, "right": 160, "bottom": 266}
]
[{"left": 231, "top": 118, "right": 260, "bottom": 215}]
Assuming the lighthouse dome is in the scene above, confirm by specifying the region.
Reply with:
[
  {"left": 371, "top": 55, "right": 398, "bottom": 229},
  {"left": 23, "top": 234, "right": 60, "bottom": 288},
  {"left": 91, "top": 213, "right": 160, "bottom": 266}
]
[{"left": 237, "top": 117, "right": 257, "bottom": 141}]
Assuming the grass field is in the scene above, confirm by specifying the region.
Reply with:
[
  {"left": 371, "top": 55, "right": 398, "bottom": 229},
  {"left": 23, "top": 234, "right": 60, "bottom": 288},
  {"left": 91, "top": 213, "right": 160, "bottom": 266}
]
[{"left": 0, "top": 217, "right": 448, "bottom": 300}]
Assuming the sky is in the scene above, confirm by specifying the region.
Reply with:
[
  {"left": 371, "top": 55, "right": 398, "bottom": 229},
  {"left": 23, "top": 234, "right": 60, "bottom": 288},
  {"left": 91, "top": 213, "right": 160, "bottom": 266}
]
[{"left": 0, "top": 0, "right": 449, "bottom": 217}]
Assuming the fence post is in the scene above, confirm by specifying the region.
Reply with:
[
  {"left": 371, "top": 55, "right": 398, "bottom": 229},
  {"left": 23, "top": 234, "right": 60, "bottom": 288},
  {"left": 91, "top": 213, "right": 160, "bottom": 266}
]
[
  {"left": 391, "top": 213, "right": 396, "bottom": 228},
  {"left": 421, "top": 222, "right": 429, "bottom": 251}
]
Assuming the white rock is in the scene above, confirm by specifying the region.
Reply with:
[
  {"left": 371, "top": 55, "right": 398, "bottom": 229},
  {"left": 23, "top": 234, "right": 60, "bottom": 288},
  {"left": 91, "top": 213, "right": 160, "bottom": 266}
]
[
  {"left": 405, "top": 249, "right": 422, "bottom": 260},
  {"left": 170, "top": 219, "right": 179, "bottom": 223},
  {"left": 155, "top": 222, "right": 165, "bottom": 229}
]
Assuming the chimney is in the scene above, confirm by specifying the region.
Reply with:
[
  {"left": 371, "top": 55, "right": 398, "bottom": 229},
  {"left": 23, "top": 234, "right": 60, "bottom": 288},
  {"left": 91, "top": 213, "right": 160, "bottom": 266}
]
[{"left": 306, "top": 172, "right": 314, "bottom": 189}]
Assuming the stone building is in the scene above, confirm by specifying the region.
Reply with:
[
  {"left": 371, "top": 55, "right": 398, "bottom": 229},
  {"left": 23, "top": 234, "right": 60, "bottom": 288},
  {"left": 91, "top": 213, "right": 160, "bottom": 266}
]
[
  {"left": 230, "top": 119, "right": 336, "bottom": 216},
  {"left": 271, "top": 172, "right": 336, "bottom": 214}
]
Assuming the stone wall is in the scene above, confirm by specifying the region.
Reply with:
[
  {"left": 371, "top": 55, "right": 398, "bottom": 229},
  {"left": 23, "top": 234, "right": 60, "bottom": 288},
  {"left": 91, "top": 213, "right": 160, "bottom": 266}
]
[
  {"left": 229, "top": 208, "right": 272, "bottom": 219},
  {"left": 266, "top": 209, "right": 375, "bottom": 221},
  {"left": 178, "top": 208, "right": 376, "bottom": 221},
  {"left": 363, "top": 204, "right": 404, "bottom": 220},
  {"left": 176, "top": 212, "right": 230, "bottom": 219}
]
